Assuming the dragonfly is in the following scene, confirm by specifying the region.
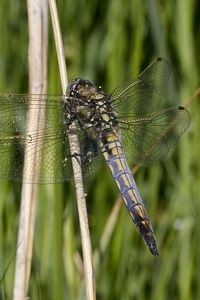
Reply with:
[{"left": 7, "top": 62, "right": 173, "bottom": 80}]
[{"left": 0, "top": 57, "right": 191, "bottom": 255}]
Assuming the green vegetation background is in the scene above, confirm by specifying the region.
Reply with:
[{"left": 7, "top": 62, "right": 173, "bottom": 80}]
[{"left": 0, "top": 0, "right": 200, "bottom": 299}]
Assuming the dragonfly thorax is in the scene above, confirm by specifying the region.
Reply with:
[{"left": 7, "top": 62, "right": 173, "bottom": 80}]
[{"left": 67, "top": 78, "right": 118, "bottom": 138}]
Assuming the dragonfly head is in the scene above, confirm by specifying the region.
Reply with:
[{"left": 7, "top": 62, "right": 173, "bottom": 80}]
[{"left": 67, "top": 78, "right": 106, "bottom": 100}]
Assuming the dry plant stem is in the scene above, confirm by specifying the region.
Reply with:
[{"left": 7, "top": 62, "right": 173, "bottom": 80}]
[
  {"left": 12, "top": 1, "right": 48, "bottom": 299},
  {"left": 48, "top": 0, "right": 96, "bottom": 299}
]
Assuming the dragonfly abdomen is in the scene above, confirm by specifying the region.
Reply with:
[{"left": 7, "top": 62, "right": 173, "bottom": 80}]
[{"left": 100, "top": 132, "right": 159, "bottom": 256}]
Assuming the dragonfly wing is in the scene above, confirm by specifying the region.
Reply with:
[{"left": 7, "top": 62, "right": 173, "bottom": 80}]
[
  {"left": 118, "top": 106, "right": 191, "bottom": 166},
  {"left": 111, "top": 57, "right": 171, "bottom": 115},
  {"left": 110, "top": 57, "right": 190, "bottom": 166},
  {"left": 0, "top": 94, "right": 98, "bottom": 183},
  {"left": 0, "top": 94, "right": 69, "bottom": 183}
]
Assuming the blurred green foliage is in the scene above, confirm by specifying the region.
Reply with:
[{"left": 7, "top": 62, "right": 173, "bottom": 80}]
[{"left": 0, "top": 0, "right": 200, "bottom": 299}]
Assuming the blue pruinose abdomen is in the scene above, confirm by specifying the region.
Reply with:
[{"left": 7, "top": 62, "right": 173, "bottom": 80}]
[{"left": 100, "top": 132, "right": 159, "bottom": 256}]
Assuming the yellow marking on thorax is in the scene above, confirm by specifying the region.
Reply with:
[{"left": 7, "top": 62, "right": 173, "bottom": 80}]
[{"left": 99, "top": 107, "right": 110, "bottom": 123}]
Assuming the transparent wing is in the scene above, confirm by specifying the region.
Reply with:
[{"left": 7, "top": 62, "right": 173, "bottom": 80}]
[
  {"left": 0, "top": 94, "right": 98, "bottom": 183},
  {"left": 110, "top": 58, "right": 191, "bottom": 165},
  {"left": 111, "top": 57, "right": 171, "bottom": 115},
  {"left": 118, "top": 106, "right": 191, "bottom": 166}
]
